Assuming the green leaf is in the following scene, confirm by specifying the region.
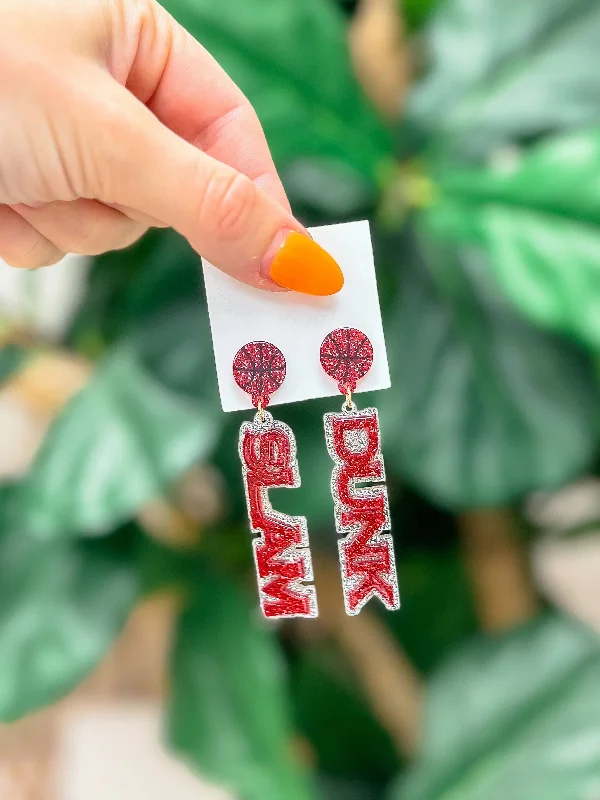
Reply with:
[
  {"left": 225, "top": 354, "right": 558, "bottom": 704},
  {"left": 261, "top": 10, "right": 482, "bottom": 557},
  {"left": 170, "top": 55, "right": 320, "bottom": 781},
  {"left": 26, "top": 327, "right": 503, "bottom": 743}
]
[
  {"left": 403, "top": 0, "right": 441, "bottom": 31},
  {"left": 0, "top": 514, "right": 139, "bottom": 721},
  {"left": 407, "top": 0, "right": 600, "bottom": 160},
  {"left": 14, "top": 343, "right": 218, "bottom": 539},
  {"left": 425, "top": 128, "right": 600, "bottom": 348},
  {"left": 380, "top": 228, "right": 600, "bottom": 508},
  {"left": 318, "top": 774, "right": 387, "bottom": 800},
  {"left": 161, "top": 0, "right": 391, "bottom": 188},
  {"left": 292, "top": 646, "right": 398, "bottom": 781},
  {"left": 69, "top": 229, "right": 202, "bottom": 353},
  {"left": 389, "top": 614, "right": 600, "bottom": 800},
  {"left": 136, "top": 301, "right": 218, "bottom": 404},
  {"left": 168, "top": 569, "right": 314, "bottom": 800},
  {"left": 280, "top": 158, "right": 378, "bottom": 224},
  {"left": 0, "top": 344, "right": 26, "bottom": 384},
  {"left": 74, "top": 229, "right": 221, "bottom": 404},
  {"left": 388, "top": 548, "right": 477, "bottom": 674}
]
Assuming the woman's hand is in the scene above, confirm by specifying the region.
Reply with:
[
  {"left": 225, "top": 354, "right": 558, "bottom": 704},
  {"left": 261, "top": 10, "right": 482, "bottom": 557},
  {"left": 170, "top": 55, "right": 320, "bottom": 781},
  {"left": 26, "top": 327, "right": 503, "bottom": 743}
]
[{"left": 0, "top": 0, "right": 343, "bottom": 295}]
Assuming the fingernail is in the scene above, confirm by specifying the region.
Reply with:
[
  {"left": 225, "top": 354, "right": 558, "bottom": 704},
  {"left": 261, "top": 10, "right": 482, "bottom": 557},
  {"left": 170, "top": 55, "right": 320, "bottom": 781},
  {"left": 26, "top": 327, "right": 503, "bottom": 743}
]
[{"left": 262, "top": 230, "right": 344, "bottom": 296}]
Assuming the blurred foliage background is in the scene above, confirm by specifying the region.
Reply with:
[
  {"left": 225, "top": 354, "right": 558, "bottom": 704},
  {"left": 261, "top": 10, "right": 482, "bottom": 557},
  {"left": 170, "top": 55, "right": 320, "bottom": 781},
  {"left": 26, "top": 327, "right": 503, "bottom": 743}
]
[{"left": 2, "top": 0, "right": 600, "bottom": 798}]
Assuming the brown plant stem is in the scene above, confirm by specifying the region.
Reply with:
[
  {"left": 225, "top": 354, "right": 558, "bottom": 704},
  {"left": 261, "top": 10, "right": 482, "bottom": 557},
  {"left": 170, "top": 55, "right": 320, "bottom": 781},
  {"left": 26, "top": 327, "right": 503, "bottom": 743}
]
[
  {"left": 459, "top": 508, "right": 540, "bottom": 633},
  {"left": 335, "top": 609, "right": 422, "bottom": 757},
  {"left": 349, "top": 0, "right": 411, "bottom": 121},
  {"left": 6, "top": 350, "right": 92, "bottom": 418},
  {"left": 299, "top": 555, "right": 422, "bottom": 759}
]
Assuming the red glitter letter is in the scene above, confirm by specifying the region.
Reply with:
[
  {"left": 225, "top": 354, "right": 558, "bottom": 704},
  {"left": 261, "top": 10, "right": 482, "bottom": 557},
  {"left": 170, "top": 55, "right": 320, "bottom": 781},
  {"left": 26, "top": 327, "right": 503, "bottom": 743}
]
[
  {"left": 324, "top": 408, "right": 400, "bottom": 615},
  {"left": 240, "top": 416, "right": 317, "bottom": 618}
]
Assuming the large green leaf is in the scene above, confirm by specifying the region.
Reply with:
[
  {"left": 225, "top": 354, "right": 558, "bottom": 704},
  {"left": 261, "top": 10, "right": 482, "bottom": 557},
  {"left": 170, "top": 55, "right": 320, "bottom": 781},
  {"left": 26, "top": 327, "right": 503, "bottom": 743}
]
[
  {"left": 0, "top": 512, "right": 139, "bottom": 721},
  {"left": 407, "top": 0, "right": 600, "bottom": 160},
  {"left": 168, "top": 570, "right": 314, "bottom": 800},
  {"left": 380, "top": 228, "right": 600, "bottom": 508},
  {"left": 13, "top": 343, "right": 218, "bottom": 539},
  {"left": 389, "top": 614, "right": 600, "bottom": 800},
  {"left": 422, "top": 128, "right": 600, "bottom": 348},
  {"left": 161, "top": 0, "right": 391, "bottom": 188}
]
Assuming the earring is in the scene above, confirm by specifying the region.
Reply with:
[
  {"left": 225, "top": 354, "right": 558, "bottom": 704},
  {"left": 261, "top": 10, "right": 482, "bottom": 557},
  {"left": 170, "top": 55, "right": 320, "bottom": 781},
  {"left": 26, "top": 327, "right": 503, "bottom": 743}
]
[
  {"left": 233, "top": 341, "right": 318, "bottom": 619},
  {"left": 320, "top": 328, "right": 400, "bottom": 616}
]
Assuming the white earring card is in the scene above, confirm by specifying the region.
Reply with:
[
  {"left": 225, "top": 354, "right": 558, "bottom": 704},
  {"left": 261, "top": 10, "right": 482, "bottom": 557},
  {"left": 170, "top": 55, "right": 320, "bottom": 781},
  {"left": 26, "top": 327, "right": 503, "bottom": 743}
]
[{"left": 202, "top": 220, "right": 391, "bottom": 412}]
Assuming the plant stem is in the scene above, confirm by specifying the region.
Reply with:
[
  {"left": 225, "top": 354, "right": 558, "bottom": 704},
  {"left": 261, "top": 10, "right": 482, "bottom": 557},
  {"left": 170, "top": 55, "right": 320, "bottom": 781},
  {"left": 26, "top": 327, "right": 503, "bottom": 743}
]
[
  {"left": 301, "top": 555, "right": 422, "bottom": 758},
  {"left": 349, "top": 0, "right": 411, "bottom": 120},
  {"left": 458, "top": 508, "right": 540, "bottom": 633},
  {"left": 335, "top": 609, "right": 423, "bottom": 757}
]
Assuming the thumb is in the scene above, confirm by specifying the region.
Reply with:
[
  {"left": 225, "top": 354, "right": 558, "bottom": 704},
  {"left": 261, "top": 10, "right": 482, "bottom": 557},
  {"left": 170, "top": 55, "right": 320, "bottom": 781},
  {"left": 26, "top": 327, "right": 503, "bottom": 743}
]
[{"left": 95, "top": 85, "right": 343, "bottom": 296}]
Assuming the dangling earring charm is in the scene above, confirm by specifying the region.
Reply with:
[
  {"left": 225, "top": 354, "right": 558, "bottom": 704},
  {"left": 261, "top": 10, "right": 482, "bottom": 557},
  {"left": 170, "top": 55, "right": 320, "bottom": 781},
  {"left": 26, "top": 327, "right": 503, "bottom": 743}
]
[
  {"left": 233, "top": 341, "right": 318, "bottom": 619},
  {"left": 320, "top": 328, "right": 400, "bottom": 616}
]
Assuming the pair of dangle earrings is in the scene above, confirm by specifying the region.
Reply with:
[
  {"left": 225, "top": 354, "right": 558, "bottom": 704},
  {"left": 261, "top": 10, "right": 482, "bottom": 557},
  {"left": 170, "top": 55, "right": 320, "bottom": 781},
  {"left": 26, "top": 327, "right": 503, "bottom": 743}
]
[{"left": 233, "top": 328, "right": 400, "bottom": 620}]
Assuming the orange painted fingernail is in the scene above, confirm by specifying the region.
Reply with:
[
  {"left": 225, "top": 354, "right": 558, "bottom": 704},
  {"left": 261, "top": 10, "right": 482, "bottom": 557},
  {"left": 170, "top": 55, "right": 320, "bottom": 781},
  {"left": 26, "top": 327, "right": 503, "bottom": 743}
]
[{"left": 263, "top": 231, "right": 344, "bottom": 296}]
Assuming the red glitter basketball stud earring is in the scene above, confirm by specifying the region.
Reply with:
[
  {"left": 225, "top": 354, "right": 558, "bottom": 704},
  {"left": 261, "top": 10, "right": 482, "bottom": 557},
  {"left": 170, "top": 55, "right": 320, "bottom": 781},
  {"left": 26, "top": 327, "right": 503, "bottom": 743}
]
[
  {"left": 320, "top": 328, "right": 400, "bottom": 616},
  {"left": 233, "top": 341, "right": 318, "bottom": 619}
]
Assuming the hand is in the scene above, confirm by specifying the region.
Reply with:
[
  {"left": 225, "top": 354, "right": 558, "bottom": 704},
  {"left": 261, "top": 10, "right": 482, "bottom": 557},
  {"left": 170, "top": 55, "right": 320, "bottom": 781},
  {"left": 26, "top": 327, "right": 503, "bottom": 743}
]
[{"left": 0, "top": 0, "right": 343, "bottom": 295}]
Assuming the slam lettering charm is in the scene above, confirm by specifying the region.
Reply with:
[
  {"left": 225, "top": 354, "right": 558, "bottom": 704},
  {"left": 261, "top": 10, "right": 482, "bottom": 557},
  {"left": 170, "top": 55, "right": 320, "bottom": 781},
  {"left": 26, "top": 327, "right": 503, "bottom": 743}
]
[{"left": 233, "top": 341, "right": 318, "bottom": 619}]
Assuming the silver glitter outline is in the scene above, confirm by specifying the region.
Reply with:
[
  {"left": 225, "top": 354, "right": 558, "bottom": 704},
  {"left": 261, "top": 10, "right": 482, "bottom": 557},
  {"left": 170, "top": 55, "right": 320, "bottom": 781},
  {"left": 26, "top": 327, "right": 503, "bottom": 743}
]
[
  {"left": 239, "top": 410, "right": 318, "bottom": 619},
  {"left": 324, "top": 406, "right": 400, "bottom": 616}
]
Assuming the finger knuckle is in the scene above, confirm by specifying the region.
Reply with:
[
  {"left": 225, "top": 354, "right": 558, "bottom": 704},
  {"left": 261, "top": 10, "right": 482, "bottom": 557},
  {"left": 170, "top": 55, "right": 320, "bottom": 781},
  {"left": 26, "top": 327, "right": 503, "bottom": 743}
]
[
  {"left": 55, "top": 223, "right": 99, "bottom": 256},
  {"left": 64, "top": 215, "right": 109, "bottom": 256},
  {"left": 83, "top": 96, "right": 144, "bottom": 201},
  {"left": 60, "top": 217, "right": 144, "bottom": 256},
  {"left": 112, "top": 221, "right": 147, "bottom": 251},
  {"left": 200, "top": 170, "right": 258, "bottom": 241},
  {"left": 1, "top": 241, "right": 63, "bottom": 269}
]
